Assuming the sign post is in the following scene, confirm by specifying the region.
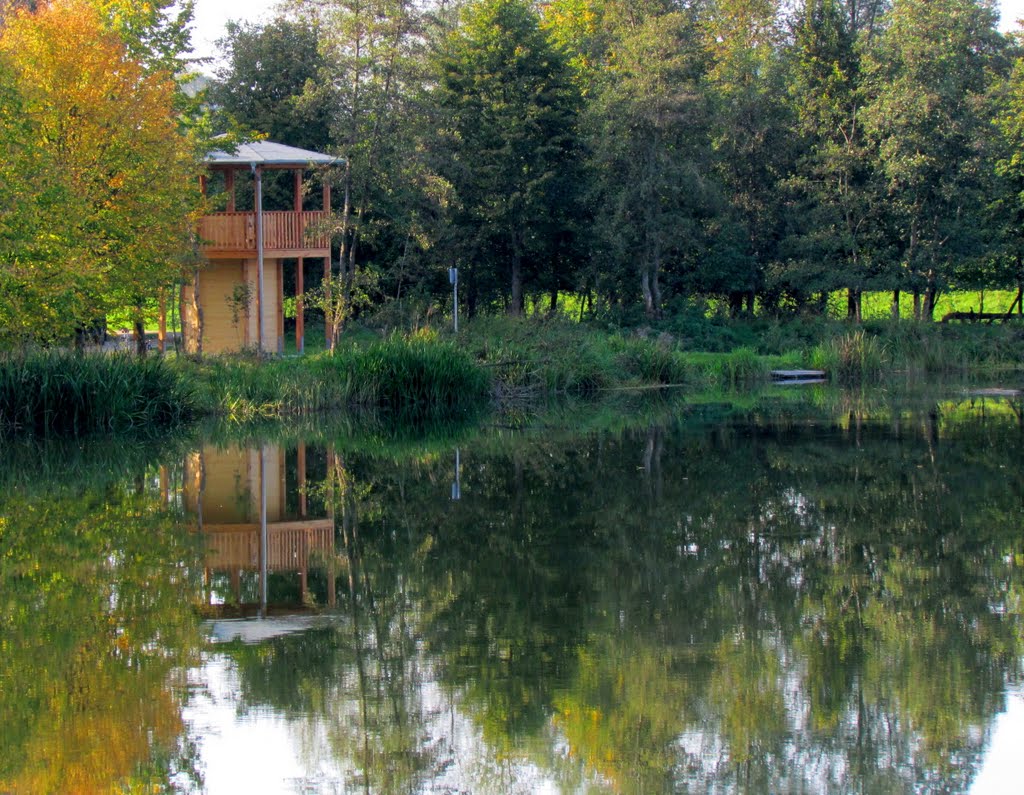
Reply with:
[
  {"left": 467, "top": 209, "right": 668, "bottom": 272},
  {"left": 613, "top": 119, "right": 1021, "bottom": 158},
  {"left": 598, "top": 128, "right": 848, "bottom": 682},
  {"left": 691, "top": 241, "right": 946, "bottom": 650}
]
[{"left": 449, "top": 267, "right": 459, "bottom": 333}]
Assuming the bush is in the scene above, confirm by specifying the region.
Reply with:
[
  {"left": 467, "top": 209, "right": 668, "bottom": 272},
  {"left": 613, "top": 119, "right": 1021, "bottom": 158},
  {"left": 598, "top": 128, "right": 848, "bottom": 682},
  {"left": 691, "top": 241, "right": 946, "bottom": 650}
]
[
  {"left": 0, "top": 352, "right": 194, "bottom": 435},
  {"left": 811, "top": 330, "right": 886, "bottom": 383}
]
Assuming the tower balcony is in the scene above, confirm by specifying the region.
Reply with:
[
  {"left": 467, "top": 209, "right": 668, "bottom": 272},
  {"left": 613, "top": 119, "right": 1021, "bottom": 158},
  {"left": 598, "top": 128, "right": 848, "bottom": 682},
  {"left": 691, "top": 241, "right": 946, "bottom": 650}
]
[{"left": 198, "top": 210, "right": 331, "bottom": 259}]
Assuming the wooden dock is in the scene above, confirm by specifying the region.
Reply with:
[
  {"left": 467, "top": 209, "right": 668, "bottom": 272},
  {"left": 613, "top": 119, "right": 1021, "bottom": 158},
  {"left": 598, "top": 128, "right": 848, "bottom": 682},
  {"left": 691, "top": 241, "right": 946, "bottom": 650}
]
[{"left": 771, "top": 369, "right": 827, "bottom": 384}]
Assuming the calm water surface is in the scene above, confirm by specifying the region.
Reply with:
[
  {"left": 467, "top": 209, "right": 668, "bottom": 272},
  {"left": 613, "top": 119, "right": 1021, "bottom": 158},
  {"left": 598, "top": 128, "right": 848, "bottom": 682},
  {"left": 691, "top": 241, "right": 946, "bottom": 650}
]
[{"left": 1, "top": 390, "right": 1022, "bottom": 793}]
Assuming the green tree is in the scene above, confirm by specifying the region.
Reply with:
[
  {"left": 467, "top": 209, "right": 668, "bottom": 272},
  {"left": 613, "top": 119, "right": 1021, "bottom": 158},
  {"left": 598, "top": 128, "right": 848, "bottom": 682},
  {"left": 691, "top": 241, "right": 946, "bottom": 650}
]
[
  {"left": 861, "top": 0, "right": 1006, "bottom": 320},
  {"left": 780, "top": 0, "right": 892, "bottom": 319},
  {"left": 432, "top": 0, "right": 582, "bottom": 315},
  {"left": 702, "top": 0, "right": 794, "bottom": 315},
  {"left": 212, "top": 17, "right": 333, "bottom": 153},
  {"left": 583, "top": 8, "right": 713, "bottom": 319},
  {"left": 0, "top": 0, "right": 203, "bottom": 349}
]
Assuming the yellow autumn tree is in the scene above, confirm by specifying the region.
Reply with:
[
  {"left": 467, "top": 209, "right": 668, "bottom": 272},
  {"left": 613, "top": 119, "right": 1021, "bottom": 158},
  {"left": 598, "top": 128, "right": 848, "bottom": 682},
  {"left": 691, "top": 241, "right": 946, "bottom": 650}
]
[{"left": 0, "top": 0, "right": 202, "bottom": 348}]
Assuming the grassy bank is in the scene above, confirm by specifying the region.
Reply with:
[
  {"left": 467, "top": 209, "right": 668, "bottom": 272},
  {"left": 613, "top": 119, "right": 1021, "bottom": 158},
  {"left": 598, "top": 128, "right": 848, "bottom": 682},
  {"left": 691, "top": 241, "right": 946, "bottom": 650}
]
[
  {"left": 3, "top": 318, "right": 1021, "bottom": 435},
  {"left": 0, "top": 352, "right": 193, "bottom": 435},
  {"left": 184, "top": 333, "right": 490, "bottom": 421}
]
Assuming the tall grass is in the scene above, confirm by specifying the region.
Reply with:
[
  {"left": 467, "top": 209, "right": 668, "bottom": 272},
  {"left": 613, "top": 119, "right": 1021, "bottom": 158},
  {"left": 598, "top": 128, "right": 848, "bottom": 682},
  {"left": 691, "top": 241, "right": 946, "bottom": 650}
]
[
  {"left": 339, "top": 335, "right": 491, "bottom": 411},
  {"left": 812, "top": 330, "right": 886, "bottom": 382},
  {"left": 0, "top": 352, "right": 194, "bottom": 435},
  {"left": 190, "top": 334, "right": 491, "bottom": 420}
]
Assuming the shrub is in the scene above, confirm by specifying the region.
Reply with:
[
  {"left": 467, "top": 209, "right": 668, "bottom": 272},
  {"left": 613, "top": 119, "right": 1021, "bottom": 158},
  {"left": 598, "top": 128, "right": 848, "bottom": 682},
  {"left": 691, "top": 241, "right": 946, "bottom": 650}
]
[
  {"left": 811, "top": 330, "right": 886, "bottom": 382},
  {"left": 0, "top": 352, "right": 194, "bottom": 435}
]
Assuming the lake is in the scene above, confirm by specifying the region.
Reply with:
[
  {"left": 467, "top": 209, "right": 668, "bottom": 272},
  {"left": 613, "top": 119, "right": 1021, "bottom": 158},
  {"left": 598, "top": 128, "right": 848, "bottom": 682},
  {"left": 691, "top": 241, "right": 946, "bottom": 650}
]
[{"left": 1, "top": 388, "right": 1022, "bottom": 793}]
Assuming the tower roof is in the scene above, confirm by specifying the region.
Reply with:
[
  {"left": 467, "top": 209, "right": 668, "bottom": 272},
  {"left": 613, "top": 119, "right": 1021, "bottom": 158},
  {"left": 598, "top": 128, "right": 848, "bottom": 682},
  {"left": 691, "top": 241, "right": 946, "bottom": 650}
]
[{"left": 205, "top": 140, "right": 340, "bottom": 167}]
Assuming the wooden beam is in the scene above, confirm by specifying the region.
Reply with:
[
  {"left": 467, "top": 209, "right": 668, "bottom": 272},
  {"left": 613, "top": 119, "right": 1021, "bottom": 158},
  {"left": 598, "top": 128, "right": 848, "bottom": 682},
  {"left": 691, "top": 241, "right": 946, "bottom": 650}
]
[
  {"left": 296, "top": 257, "right": 305, "bottom": 355},
  {"left": 293, "top": 169, "right": 303, "bottom": 212},
  {"left": 298, "top": 442, "right": 307, "bottom": 517},
  {"left": 201, "top": 519, "right": 335, "bottom": 533},
  {"left": 324, "top": 257, "right": 332, "bottom": 350},
  {"left": 158, "top": 289, "right": 167, "bottom": 354},
  {"left": 322, "top": 179, "right": 331, "bottom": 213}
]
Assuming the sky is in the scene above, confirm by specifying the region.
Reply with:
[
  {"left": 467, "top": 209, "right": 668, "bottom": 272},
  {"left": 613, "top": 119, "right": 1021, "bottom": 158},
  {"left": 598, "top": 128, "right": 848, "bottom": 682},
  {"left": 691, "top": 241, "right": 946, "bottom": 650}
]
[
  {"left": 188, "top": 0, "right": 280, "bottom": 66},
  {"left": 188, "top": 0, "right": 1024, "bottom": 65}
]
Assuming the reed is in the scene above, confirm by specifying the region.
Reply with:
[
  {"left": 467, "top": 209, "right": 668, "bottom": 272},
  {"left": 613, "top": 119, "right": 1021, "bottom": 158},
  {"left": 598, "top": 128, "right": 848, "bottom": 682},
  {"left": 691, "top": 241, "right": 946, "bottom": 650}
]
[
  {"left": 190, "top": 334, "right": 491, "bottom": 419},
  {"left": 337, "top": 334, "right": 491, "bottom": 412},
  {"left": 811, "top": 330, "right": 887, "bottom": 382},
  {"left": 0, "top": 351, "right": 194, "bottom": 435}
]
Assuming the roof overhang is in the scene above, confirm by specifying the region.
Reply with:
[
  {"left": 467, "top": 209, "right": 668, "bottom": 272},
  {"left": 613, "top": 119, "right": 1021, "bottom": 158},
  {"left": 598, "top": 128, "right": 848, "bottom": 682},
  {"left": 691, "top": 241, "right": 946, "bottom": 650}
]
[{"left": 205, "top": 140, "right": 342, "bottom": 168}]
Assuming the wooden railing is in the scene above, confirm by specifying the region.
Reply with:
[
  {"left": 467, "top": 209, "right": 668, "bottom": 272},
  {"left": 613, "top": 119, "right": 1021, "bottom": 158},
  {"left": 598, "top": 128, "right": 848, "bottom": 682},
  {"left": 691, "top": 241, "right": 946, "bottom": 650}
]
[
  {"left": 202, "top": 520, "right": 334, "bottom": 571},
  {"left": 198, "top": 210, "right": 329, "bottom": 253}
]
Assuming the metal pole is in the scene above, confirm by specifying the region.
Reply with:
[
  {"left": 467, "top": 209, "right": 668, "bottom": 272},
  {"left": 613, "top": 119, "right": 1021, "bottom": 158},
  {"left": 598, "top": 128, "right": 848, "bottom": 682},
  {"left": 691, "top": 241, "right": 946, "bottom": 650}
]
[
  {"left": 259, "top": 445, "right": 268, "bottom": 618},
  {"left": 449, "top": 267, "right": 459, "bottom": 333},
  {"left": 254, "top": 164, "right": 265, "bottom": 354},
  {"left": 451, "top": 447, "right": 461, "bottom": 500}
]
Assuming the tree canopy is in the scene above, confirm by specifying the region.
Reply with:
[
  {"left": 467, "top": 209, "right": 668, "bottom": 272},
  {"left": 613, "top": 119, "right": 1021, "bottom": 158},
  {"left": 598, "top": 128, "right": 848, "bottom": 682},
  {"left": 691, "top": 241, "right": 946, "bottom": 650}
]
[{"left": 0, "top": 0, "right": 203, "bottom": 347}]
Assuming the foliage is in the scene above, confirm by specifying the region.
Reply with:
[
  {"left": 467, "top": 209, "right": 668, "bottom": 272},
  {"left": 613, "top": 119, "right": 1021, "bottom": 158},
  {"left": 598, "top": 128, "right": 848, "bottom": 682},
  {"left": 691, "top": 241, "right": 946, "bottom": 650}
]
[
  {"left": 0, "top": 0, "right": 203, "bottom": 349},
  {"left": 432, "top": 0, "right": 583, "bottom": 316},
  {"left": 811, "top": 329, "right": 887, "bottom": 382},
  {"left": 0, "top": 351, "right": 195, "bottom": 435}
]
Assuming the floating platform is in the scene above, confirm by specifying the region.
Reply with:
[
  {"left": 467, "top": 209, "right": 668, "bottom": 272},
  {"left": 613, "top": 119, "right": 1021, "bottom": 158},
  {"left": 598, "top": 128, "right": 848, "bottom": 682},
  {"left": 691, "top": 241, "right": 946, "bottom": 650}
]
[{"left": 771, "top": 369, "right": 827, "bottom": 382}]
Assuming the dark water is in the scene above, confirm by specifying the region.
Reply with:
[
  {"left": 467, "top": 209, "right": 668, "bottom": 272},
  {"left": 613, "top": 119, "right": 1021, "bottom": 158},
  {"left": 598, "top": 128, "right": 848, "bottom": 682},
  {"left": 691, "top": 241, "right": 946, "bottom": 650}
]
[{"left": 2, "top": 391, "right": 1023, "bottom": 794}]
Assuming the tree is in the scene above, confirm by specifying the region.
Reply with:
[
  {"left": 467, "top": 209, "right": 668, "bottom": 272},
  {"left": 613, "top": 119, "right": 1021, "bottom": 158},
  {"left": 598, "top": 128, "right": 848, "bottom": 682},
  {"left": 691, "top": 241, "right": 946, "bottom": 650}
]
[
  {"left": 432, "top": 0, "right": 582, "bottom": 315},
  {"left": 861, "top": 0, "right": 1006, "bottom": 320},
  {"left": 989, "top": 48, "right": 1024, "bottom": 314},
  {"left": 585, "top": 9, "right": 713, "bottom": 318},
  {"left": 0, "top": 0, "right": 203, "bottom": 348},
  {"left": 782, "top": 0, "right": 886, "bottom": 319},
  {"left": 701, "top": 0, "right": 795, "bottom": 315},
  {"left": 288, "top": 0, "right": 431, "bottom": 309},
  {"left": 212, "top": 17, "right": 333, "bottom": 153}
]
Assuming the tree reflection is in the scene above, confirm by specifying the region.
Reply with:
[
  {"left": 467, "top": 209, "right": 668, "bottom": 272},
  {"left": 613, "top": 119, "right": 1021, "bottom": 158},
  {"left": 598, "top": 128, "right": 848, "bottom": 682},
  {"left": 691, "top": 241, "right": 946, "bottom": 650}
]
[
  {"left": 0, "top": 443, "right": 205, "bottom": 793},
  {"left": 211, "top": 395, "right": 1024, "bottom": 793}
]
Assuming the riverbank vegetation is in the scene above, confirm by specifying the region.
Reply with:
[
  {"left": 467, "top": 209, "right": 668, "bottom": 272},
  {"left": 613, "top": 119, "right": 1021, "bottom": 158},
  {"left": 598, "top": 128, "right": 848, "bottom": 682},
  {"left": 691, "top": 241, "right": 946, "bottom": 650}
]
[{"left": 2, "top": 317, "right": 1021, "bottom": 435}]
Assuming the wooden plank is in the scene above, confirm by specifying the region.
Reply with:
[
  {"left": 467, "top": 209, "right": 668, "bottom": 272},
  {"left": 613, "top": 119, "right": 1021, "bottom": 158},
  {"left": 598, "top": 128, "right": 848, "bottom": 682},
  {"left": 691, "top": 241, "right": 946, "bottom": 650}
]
[
  {"left": 202, "top": 519, "right": 335, "bottom": 533},
  {"left": 771, "top": 369, "right": 826, "bottom": 379}
]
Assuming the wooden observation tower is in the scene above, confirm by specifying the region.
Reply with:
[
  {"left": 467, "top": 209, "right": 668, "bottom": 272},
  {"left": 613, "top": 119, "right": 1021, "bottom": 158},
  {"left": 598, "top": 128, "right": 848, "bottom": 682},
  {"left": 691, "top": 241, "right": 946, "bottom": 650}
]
[{"left": 183, "top": 141, "right": 340, "bottom": 355}]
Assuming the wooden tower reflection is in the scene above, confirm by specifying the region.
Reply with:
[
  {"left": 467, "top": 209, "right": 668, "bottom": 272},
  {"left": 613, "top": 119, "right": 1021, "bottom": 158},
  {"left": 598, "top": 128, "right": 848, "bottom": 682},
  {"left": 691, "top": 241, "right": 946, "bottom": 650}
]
[{"left": 185, "top": 444, "right": 336, "bottom": 617}]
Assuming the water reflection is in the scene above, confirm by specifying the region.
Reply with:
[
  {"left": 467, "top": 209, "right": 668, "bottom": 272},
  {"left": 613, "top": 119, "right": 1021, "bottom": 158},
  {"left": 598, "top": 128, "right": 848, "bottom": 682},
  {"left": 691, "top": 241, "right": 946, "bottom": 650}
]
[
  {"left": 0, "top": 442, "right": 205, "bottom": 793},
  {"left": 1, "top": 393, "right": 1022, "bottom": 793},
  {"left": 182, "top": 394, "right": 1024, "bottom": 794},
  {"left": 186, "top": 444, "right": 336, "bottom": 616}
]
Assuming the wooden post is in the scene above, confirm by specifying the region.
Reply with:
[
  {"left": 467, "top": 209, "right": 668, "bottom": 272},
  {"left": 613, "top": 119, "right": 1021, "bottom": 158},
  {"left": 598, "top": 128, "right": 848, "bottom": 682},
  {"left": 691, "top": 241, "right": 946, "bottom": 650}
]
[
  {"left": 293, "top": 169, "right": 303, "bottom": 212},
  {"left": 327, "top": 444, "right": 337, "bottom": 607},
  {"left": 324, "top": 258, "right": 332, "bottom": 350},
  {"left": 226, "top": 169, "right": 235, "bottom": 213},
  {"left": 255, "top": 166, "right": 265, "bottom": 353},
  {"left": 158, "top": 290, "right": 167, "bottom": 354},
  {"left": 298, "top": 442, "right": 307, "bottom": 517},
  {"left": 323, "top": 179, "right": 331, "bottom": 213},
  {"left": 199, "top": 174, "right": 207, "bottom": 196},
  {"left": 296, "top": 257, "right": 305, "bottom": 355}
]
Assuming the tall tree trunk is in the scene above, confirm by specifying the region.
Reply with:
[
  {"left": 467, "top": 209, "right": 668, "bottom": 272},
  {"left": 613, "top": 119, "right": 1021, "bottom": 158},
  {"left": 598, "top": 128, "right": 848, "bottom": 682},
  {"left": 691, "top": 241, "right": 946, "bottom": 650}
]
[
  {"left": 847, "top": 288, "right": 862, "bottom": 322},
  {"left": 923, "top": 285, "right": 937, "bottom": 322},
  {"left": 641, "top": 267, "right": 654, "bottom": 319},
  {"left": 651, "top": 252, "right": 663, "bottom": 319},
  {"left": 745, "top": 291, "right": 755, "bottom": 314},
  {"left": 134, "top": 314, "right": 146, "bottom": 358},
  {"left": 729, "top": 291, "right": 744, "bottom": 317},
  {"left": 891, "top": 289, "right": 900, "bottom": 320},
  {"left": 912, "top": 290, "right": 921, "bottom": 322},
  {"left": 510, "top": 250, "right": 523, "bottom": 316}
]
